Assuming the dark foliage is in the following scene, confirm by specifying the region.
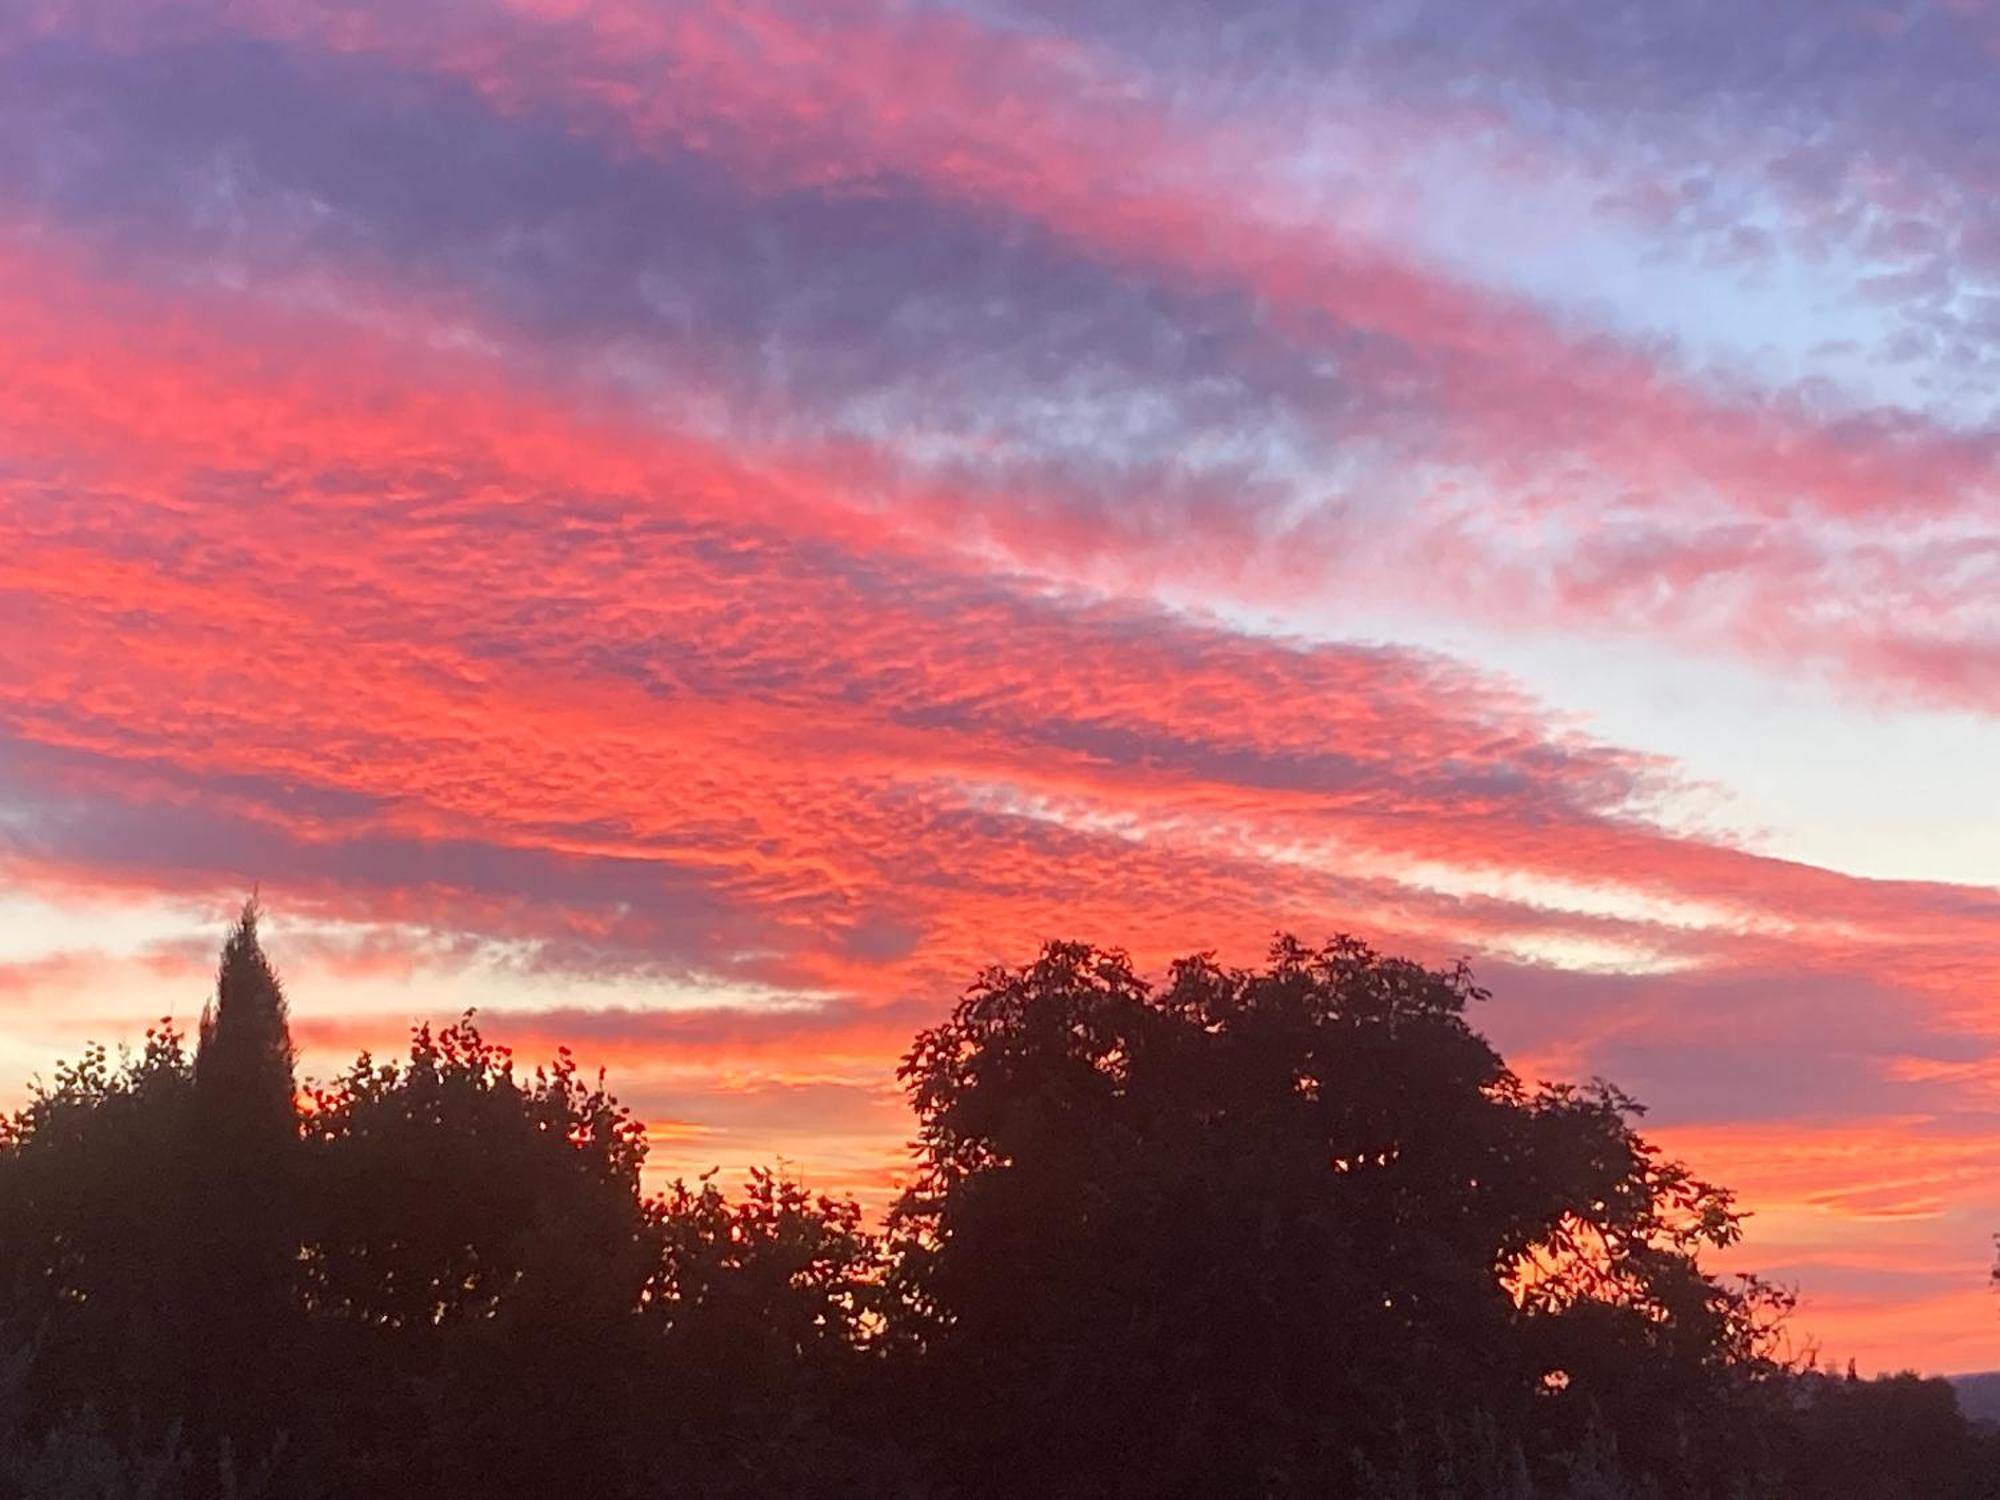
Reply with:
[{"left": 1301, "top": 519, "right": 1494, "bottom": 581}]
[
  {"left": 891, "top": 937, "right": 1795, "bottom": 1495},
  {"left": 0, "top": 1023, "right": 205, "bottom": 1468},
  {"left": 189, "top": 901, "right": 303, "bottom": 1460},
  {"left": 194, "top": 901, "right": 297, "bottom": 1165},
  {"left": 295, "top": 1016, "right": 663, "bottom": 1492},
  {"left": 0, "top": 915, "right": 1991, "bottom": 1497},
  {"left": 1773, "top": 1370, "right": 2000, "bottom": 1499}
]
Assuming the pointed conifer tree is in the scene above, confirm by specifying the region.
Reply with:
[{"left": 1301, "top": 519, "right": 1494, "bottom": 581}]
[
  {"left": 190, "top": 896, "right": 301, "bottom": 1459},
  {"left": 195, "top": 896, "right": 298, "bottom": 1150}
]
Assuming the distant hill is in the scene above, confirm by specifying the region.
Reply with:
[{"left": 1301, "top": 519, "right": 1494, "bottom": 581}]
[{"left": 1951, "top": 1373, "right": 2000, "bottom": 1425}]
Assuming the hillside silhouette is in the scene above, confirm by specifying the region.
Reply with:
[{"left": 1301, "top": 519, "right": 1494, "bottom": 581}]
[{"left": 0, "top": 905, "right": 1991, "bottom": 1498}]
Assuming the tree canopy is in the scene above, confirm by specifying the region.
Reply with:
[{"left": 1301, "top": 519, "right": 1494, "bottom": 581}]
[
  {"left": 0, "top": 914, "right": 1990, "bottom": 1498},
  {"left": 891, "top": 936, "right": 1791, "bottom": 1494}
]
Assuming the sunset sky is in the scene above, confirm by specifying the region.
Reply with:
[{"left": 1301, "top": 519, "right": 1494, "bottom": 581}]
[{"left": 0, "top": 0, "right": 1996, "bottom": 1371}]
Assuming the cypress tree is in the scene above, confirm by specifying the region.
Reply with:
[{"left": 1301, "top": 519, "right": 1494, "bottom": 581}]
[
  {"left": 190, "top": 897, "right": 300, "bottom": 1467},
  {"left": 195, "top": 897, "right": 297, "bottom": 1149}
]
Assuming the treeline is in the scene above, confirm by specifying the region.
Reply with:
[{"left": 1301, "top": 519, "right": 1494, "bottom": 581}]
[{"left": 0, "top": 907, "right": 1991, "bottom": 1498}]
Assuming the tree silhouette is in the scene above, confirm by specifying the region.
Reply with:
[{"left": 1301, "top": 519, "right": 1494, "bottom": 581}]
[
  {"left": 890, "top": 936, "right": 1791, "bottom": 1495},
  {"left": 184, "top": 900, "right": 303, "bottom": 1470},
  {"left": 1774, "top": 1370, "right": 2000, "bottom": 1499},
  {"left": 194, "top": 898, "right": 298, "bottom": 1156},
  {"left": 302, "top": 1015, "right": 649, "bottom": 1333},
  {"left": 296, "top": 1013, "right": 662, "bottom": 1491},
  {"left": 0, "top": 1023, "right": 201, "bottom": 1458},
  {"left": 2, "top": 909, "right": 1995, "bottom": 1497},
  {"left": 647, "top": 1167, "right": 900, "bottom": 1492},
  {"left": 296, "top": 1013, "right": 895, "bottom": 1494}
]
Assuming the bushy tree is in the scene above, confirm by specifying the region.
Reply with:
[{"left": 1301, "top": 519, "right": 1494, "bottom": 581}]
[
  {"left": 1773, "top": 1370, "right": 2000, "bottom": 1499},
  {"left": 302, "top": 1015, "right": 651, "bottom": 1331},
  {"left": 297, "top": 1014, "right": 659, "bottom": 1491},
  {"left": 646, "top": 1167, "right": 903, "bottom": 1494},
  {"left": 0, "top": 1024, "right": 200, "bottom": 1454},
  {"left": 297, "top": 1016, "right": 894, "bottom": 1495},
  {"left": 890, "top": 936, "right": 1789, "bottom": 1496}
]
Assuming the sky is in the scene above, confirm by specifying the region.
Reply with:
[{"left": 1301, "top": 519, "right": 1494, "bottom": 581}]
[{"left": 0, "top": 0, "right": 1996, "bottom": 1372}]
